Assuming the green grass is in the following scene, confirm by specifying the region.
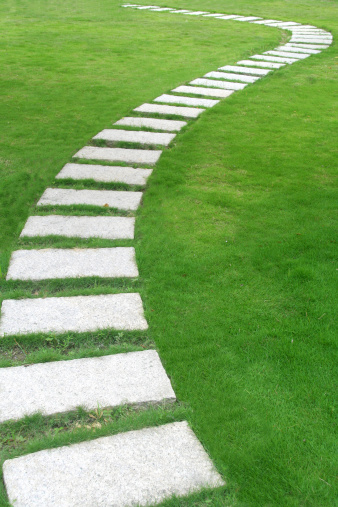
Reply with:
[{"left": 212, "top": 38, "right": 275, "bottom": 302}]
[{"left": 0, "top": 0, "right": 337, "bottom": 505}]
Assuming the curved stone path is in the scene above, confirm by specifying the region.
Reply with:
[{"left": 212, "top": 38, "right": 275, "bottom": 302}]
[{"left": 1, "top": 4, "right": 332, "bottom": 506}]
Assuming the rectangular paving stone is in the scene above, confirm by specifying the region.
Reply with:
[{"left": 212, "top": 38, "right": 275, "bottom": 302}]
[
  {"left": 204, "top": 71, "right": 259, "bottom": 83},
  {"left": 93, "top": 129, "right": 175, "bottom": 146},
  {"left": 238, "top": 59, "right": 285, "bottom": 69},
  {"left": 170, "top": 9, "right": 192, "bottom": 13},
  {"left": 37, "top": 188, "right": 143, "bottom": 211},
  {"left": 0, "top": 350, "right": 175, "bottom": 423},
  {"left": 253, "top": 19, "right": 280, "bottom": 24},
  {"left": 149, "top": 7, "right": 174, "bottom": 11},
  {"left": 278, "top": 44, "right": 321, "bottom": 54},
  {"left": 114, "top": 116, "right": 187, "bottom": 131},
  {"left": 235, "top": 16, "right": 262, "bottom": 21},
  {"left": 267, "top": 21, "right": 300, "bottom": 26},
  {"left": 219, "top": 65, "right": 271, "bottom": 75},
  {"left": 217, "top": 15, "right": 243, "bottom": 20},
  {"left": 290, "top": 37, "right": 332, "bottom": 43},
  {"left": 3, "top": 421, "right": 224, "bottom": 507},
  {"left": 74, "top": 146, "right": 162, "bottom": 165},
  {"left": 20, "top": 215, "right": 135, "bottom": 240},
  {"left": 172, "top": 85, "right": 234, "bottom": 98},
  {"left": 56, "top": 163, "right": 152, "bottom": 185},
  {"left": 250, "top": 54, "right": 298, "bottom": 64},
  {"left": 185, "top": 11, "right": 208, "bottom": 15},
  {"left": 286, "top": 42, "right": 329, "bottom": 49},
  {"left": 6, "top": 247, "right": 139, "bottom": 281},
  {"left": 264, "top": 50, "right": 309, "bottom": 59},
  {"left": 154, "top": 93, "right": 219, "bottom": 108},
  {"left": 203, "top": 13, "right": 224, "bottom": 17},
  {"left": 134, "top": 103, "right": 205, "bottom": 118},
  {"left": 0, "top": 293, "right": 148, "bottom": 337},
  {"left": 190, "top": 78, "right": 246, "bottom": 91}
]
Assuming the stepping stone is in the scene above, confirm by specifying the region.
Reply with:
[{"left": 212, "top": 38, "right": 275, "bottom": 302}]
[
  {"left": 37, "top": 188, "right": 143, "bottom": 211},
  {"left": 286, "top": 43, "right": 329, "bottom": 49},
  {"left": 0, "top": 350, "right": 175, "bottom": 423},
  {"left": 185, "top": 11, "right": 208, "bottom": 15},
  {"left": 219, "top": 65, "right": 271, "bottom": 75},
  {"left": 74, "top": 146, "right": 162, "bottom": 165},
  {"left": 149, "top": 7, "right": 174, "bottom": 11},
  {"left": 114, "top": 116, "right": 187, "bottom": 131},
  {"left": 3, "top": 421, "right": 224, "bottom": 507},
  {"left": 154, "top": 94, "right": 219, "bottom": 108},
  {"left": 217, "top": 15, "right": 244, "bottom": 20},
  {"left": 172, "top": 85, "right": 233, "bottom": 98},
  {"left": 20, "top": 215, "right": 135, "bottom": 240},
  {"left": 0, "top": 293, "right": 148, "bottom": 337},
  {"left": 250, "top": 54, "right": 298, "bottom": 64},
  {"left": 134, "top": 103, "right": 205, "bottom": 118},
  {"left": 170, "top": 9, "right": 192, "bottom": 14},
  {"left": 264, "top": 50, "right": 309, "bottom": 59},
  {"left": 203, "top": 13, "right": 224, "bottom": 17},
  {"left": 135, "top": 5, "right": 160, "bottom": 9},
  {"left": 190, "top": 78, "right": 246, "bottom": 91},
  {"left": 93, "top": 129, "right": 175, "bottom": 146},
  {"left": 278, "top": 44, "right": 321, "bottom": 54},
  {"left": 204, "top": 71, "right": 259, "bottom": 83},
  {"left": 290, "top": 36, "right": 332, "bottom": 41},
  {"left": 253, "top": 19, "right": 280, "bottom": 24},
  {"left": 238, "top": 59, "right": 285, "bottom": 69},
  {"left": 6, "top": 247, "right": 138, "bottom": 280},
  {"left": 56, "top": 163, "right": 152, "bottom": 185},
  {"left": 267, "top": 21, "right": 300, "bottom": 26},
  {"left": 235, "top": 16, "right": 262, "bottom": 21}
]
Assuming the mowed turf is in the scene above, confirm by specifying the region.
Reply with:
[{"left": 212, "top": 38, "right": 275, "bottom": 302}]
[{"left": 0, "top": 0, "right": 337, "bottom": 505}]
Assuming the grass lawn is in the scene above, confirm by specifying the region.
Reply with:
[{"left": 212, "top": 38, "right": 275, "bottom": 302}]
[{"left": 0, "top": 0, "right": 337, "bottom": 505}]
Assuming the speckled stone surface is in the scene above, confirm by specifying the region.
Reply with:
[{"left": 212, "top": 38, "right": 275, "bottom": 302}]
[
  {"left": 190, "top": 78, "right": 246, "bottom": 90},
  {"left": 114, "top": 116, "right": 187, "bottom": 131},
  {"left": 264, "top": 50, "right": 309, "bottom": 59},
  {"left": 74, "top": 146, "right": 162, "bottom": 165},
  {"left": 235, "top": 16, "right": 262, "bottom": 21},
  {"left": 0, "top": 350, "right": 175, "bottom": 423},
  {"left": 56, "top": 163, "right": 152, "bottom": 185},
  {"left": 204, "top": 71, "right": 259, "bottom": 83},
  {"left": 134, "top": 103, "right": 205, "bottom": 118},
  {"left": 93, "top": 129, "right": 175, "bottom": 146},
  {"left": 285, "top": 43, "right": 329, "bottom": 49},
  {"left": 20, "top": 215, "right": 135, "bottom": 240},
  {"left": 154, "top": 94, "right": 219, "bottom": 108},
  {"left": 281, "top": 44, "right": 321, "bottom": 53},
  {"left": 219, "top": 65, "right": 271, "bottom": 75},
  {"left": 172, "top": 85, "right": 234, "bottom": 98},
  {"left": 0, "top": 293, "right": 148, "bottom": 337},
  {"left": 250, "top": 54, "right": 298, "bottom": 64},
  {"left": 290, "top": 37, "right": 332, "bottom": 43},
  {"left": 6, "top": 247, "right": 139, "bottom": 280},
  {"left": 237, "top": 59, "right": 285, "bottom": 68},
  {"left": 37, "top": 188, "right": 143, "bottom": 210},
  {"left": 3, "top": 421, "right": 224, "bottom": 507}
]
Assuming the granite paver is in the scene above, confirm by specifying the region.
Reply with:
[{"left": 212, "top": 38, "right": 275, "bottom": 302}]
[
  {"left": 74, "top": 146, "right": 162, "bottom": 165},
  {"left": 172, "top": 85, "right": 233, "bottom": 98},
  {"left": 154, "top": 94, "right": 219, "bottom": 108},
  {"left": 190, "top": 78, "right": 246, "bottom": 90},
  {"left": 114, "top": 117, "right": 187, "bottom": 131},
  {"left": 134, "top": 103, "right": 205, "bottom": 118},
  {"left": 56, "top": 163, "right": 152, "bottom": 185},
  {"left": 93, "top": 129, "right": 175, "bottom": 146}
]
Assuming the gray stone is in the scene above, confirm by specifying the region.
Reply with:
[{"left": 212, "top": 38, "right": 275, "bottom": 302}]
[
  {"left": 190, "top": 78, "right": 246, "bottom": 90},
  {"left": 3, "top": 421, "right": 224, "bottom": 507},
  {"left": 235, "top": 16, "right": 262, "bottom": 21},
  {"left": 170, "top": 9, "right": 192, "bottom": 14},
  {"left": 203, "top": 13, "right": 224, "bottom": 17},
  {"left": 290, "top": 37, "right": 332, "bottom": 43},
  {"left": 135, "top": 5, "right": 160, "bottom": 9},
  {"left": 185, "top": 11, "right": 208, "bottom": 15},
  {"left": 56, "top": 163, "right": 152, "bottom": 185},
  {"left": 0, "top": 350, "right": 175, "bottom": 423},
  {"left": 172, "top": 85, "right": 234, "bottom": 98},
  {"left": 278, "top": 44, "right": 321, "bottom": 54},
  {"left": 264, "top": 50, "right": 309, "bottom": 59},
  {"left": 291, "top": 30, "right": 330, "bottom": 34},
  {"left": 219, "top": 65, "right": 271, "bottom": 75},
  {"left": 266, "top": 21, "right": 300, "bottom": 26},
  {"left": 217, "top": 15, "right": 244, "bottom": 20},
  {"left": 238, "top": 59, "right": 285, "bottom": 68},
  {"left": 93, "top": 129, "right": 175, "bottom": 146},
  {"left": 74, "top": 146, "right": 162, "bottom": 165},
  {"left": 0, "top": 293, "right": 148, "bottom": 337},
  {"left": 252, "top": 19, "right": 280, "bottom": 24},
  {"left": 37, "top": 188, "right": 143, "bottom": 211},
  {"left": 6, "top": 247, "right": 139, "bottom": 280},
  {"left": 250, "top": 54, "right": 298, "bottom": 64},
  {"left": 134, "top": 103, "right": 205, "bottom": 118},
  {"left": 285, "top": 43, "right": 329, "bottom": 49},
  {"left": 154, "top": 94, "right": 219, "bottom": 108},
  {"left": 204, "top": 71, "right": 259, "bottom": 83},
  {"left": 149, "top": 7, "right": 174, "bottom": 11},
  {"left": 20, "top": 215, "right": 135, "bottom": 240},
  {"left": 114, "top": 116, "right": 187, "bottom": 131}
]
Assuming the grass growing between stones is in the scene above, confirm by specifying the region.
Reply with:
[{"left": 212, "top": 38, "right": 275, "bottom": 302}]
[{"left": 0, "top": 0, "right": 337, "bottom": 505}]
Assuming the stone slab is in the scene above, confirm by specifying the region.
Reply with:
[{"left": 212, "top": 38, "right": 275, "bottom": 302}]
[
  {"left": 37, "top": 188, "right": 143, "bottom": 211},
  {"left": 185, "top": 11, "right": 208, "bottom": 15},
  {"left": 114, "top": 116, "right": 187, "bottom": 131},
  {"left": 291, "top": 30, "right": 330, "bottom": 34},
  {"left": 93, "top": 129, "right": 175, "bottom": 146},
  {"left": 172, "top": 85, "right": 233, "bottom": 98},
  {"left": 285, "top": 43, "right": 329, "bottom": 49},
  {"left": 290, "top": 37, "right": 332, "bottom": 43},
  {"left": 170, "top": 9, "right": 192, "bottom": 14},
  {"left": 56, "top": 163, "right": 152, "bottom": 185},
  {"left": 0, "top": 350, "right": 175, "bottom": 423},
  {"left": 203, "top": 13, "right": 224, "bottom": 17},
  {"left": 149, "top": 7, "right": 174, "bottom": 11},
  {"left": 154, "top": 93, "right": 219, "bottom": 108},
  {"left": 135, "top": 5, "right": 159, "bottom": 9},
  {"left": 219, "top": 65, "right": 271, "bottom": 75},
  {"left": 266, "top": 21, "right": 300, "bottom": 26},
  {"left": 238, "top": 59, "right": 285, "bottom": 69},
  {"left": 0, "top": 293, "right": 148, "bottom": 337},
  {"left": 134, "top": 103, "right": 205, "bottom": 118},
  {"left": 235, "top": 16, "right": 262, "bottom": 21},
  {"left": 253, "top": 19, "right": 280, "bottom": 24},
  {"left": 6, "top": 247, "right": 139, "bottom": 280},
  {"left": 250, "top": 54, "right": 298, "bottom": 64},
  {"left": 279, "top": 44, "right": 321, "bottom": 54},
  {"left": 74, "top": 146, "right": 162, "bottom": 165},
  {"left": 190, "top": 78, "right": 246, "bottom": 91},
  {"left": 3, "top": 421, "right": 224, "bottom": 507},
  {"left": 264, "top": 50, "right": 309, "bottom": 59},
  {"left": 217, "top": 15, "right": 243, "bottom": 20},
  {"left": 204, "top": 71, "right": 259, "bottom": 83},
  {"left": 20, "top": 215, "right": 135, "bottom": 240}
]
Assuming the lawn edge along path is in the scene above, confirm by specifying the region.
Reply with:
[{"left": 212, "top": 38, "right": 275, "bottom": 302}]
[{"left": 0, "top": 4, "right": 333, "bottom": 506}]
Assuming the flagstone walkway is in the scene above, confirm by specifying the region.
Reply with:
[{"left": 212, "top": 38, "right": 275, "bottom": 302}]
[{"left": 1, "top": 4, "right": 332, "bottom": 506}]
